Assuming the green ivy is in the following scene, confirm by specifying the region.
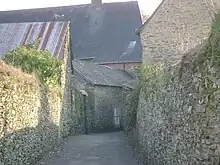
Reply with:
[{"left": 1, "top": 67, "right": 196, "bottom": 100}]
[
  {"left": 2, "top": 42, "right": 63, "bottom": 87},
  {"left": 195, "top": 13, "right": 220, "bottom": 70},
  {"left": 127, "top": 85, "right": 141, "bottom": 129}
]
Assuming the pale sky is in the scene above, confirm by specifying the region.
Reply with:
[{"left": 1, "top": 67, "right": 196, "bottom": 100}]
[{"left": 0, "top": 0, "right": 162, "bottom": 16}]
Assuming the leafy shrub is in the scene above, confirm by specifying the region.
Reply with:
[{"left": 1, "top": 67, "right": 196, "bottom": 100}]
[
  {"left": 126, "top": 84, "right": 141, "bottom": 130},
  {"left": 2, "top": 43, "right": 63, "bottom": 87}
]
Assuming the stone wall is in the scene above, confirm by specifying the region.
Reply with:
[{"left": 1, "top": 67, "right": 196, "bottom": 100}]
[
  {"left": 72, "top": 70, "right": 124, "bottom": 132},
  {"left": 140, "top": 0, "right": 214, "bottom": 65},
  {"left": 0, "top": 61, "right": 84, "bottom": 165},
  {"left": 92, "top": 85, "right": 123, "bottom": 132},
  {"left": 0, "top": 26, "right": 84, "bottom": 164},
  {"left": 71, "top": 73, "right": 94, "bottom": 133},
  {"left": 0, "top": 62, "right": 57, "bottom": 165},
  {"left": 134, "top": 37, "right": 220, "bottom": 164}
]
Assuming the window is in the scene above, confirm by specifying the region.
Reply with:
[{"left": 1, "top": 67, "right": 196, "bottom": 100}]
[{"left": 128, "top": 41, "right": 136, "bottom": 49}]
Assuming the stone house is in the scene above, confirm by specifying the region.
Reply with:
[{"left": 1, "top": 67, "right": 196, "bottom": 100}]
[
  {"left": 136, "top": 0, "right": 216, "bottom": 66},
  {"left": 0, "top": 0, "right": 143, "bottom": 70},
  {"left": 72, "top": 59, "right": 135, "bottom": 133}
]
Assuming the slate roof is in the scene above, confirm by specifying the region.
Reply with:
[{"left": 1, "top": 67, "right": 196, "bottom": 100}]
[
  {"left": 0, "top": 1, "right": 142, "bottom": 64},
  {"left": 122, "top": 79, "right": 139, "bottom": 89},
  {"left": 0, "top": 22, "right": 69, "bottom": 58},
  {"left": 73, "top": 59, "right": 134, "bottom": 87}
]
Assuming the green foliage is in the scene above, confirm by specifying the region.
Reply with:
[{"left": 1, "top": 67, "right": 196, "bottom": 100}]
[
  {"left": 2, "top": 42, "right": 63, "bottom": 87},
  {"left": 209, "top": 13, "right": 220, "bottom": 66},
  {"left": 137, "top": 63, "right": 175, "bottom": 94},
  {"left": 195, "top": 13, "right": 220, "bottom": 69},
  {"left": 125, "top": 12, "right": 220, "bottom": 133},
  {"left": 126, "top": 85, "right": 141, "bottom": 130},
  {"left": 137, "top": 64, "right": 163, "bottom": 82},
  {"left": 74, "top": 90, "right": 84, "bottom": 122},
  {"left": 124, "top": 64, "right": 164, "bottom": 131},
  {"left": 191, "top": 12, "right": 220, "bottom": 111}
]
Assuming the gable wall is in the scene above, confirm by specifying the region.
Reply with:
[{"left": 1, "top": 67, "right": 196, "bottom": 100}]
[{"left": 141, "top": 0, "right": 214, "bottom": 65}]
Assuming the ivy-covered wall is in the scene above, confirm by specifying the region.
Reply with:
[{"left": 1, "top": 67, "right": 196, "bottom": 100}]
[
  {"left": 0, "top": 61, "right": 60, "bottom": 165},
  {"left": 0, "top": 27, "right": 84, "bottom": 165},
  {"left": 122, "top": 85, "right": 140, "bottom": 134},
  {"left": 131, "top": 14, "right": 220, "bottom": 164},
  {"left": 0, "top": 63, "right": 84, "bottom": 165}
]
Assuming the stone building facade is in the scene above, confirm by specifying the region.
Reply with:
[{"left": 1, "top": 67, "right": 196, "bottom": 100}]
[
  {"left": 138, "top": 0, "right": 215, "bottom": 65},
  {"left": 92, "top": 86, "right": 123, "bottom": 132},
  {"left": 72, "top": 60, "right": 135, "bottom": 133}
]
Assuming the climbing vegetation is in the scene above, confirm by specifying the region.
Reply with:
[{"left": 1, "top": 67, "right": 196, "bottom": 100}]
[
  {"left": 192, "top": 13, "right": 220, "bottom": 111},
  {"left": 125, "top": 13, "right": 220, "bottom": 134},
  {"left": 195, "top": 13, "right": 220, "bottom": 68},
  {"left": 125, "top": 84, "right": 141, "bottom": 131},
  {"left": 138, "top": 12, "right": 220, "bottom": 110},
  {"left": 2, "top": 41, "right": 63, "bottom": 87}
]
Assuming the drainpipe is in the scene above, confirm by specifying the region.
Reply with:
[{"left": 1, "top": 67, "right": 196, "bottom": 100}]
[{"left": 123, "top": 61, "right": 125, "bottom": 70}]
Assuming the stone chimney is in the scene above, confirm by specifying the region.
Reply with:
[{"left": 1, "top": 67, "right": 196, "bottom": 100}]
[{"left": 91, "top": 0, "right": 102, "bottom": 5}]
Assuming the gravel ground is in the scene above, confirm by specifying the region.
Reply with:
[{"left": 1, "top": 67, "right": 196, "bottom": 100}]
[{"left": 38, "top": 131, "right": 140, "bottom": 165}]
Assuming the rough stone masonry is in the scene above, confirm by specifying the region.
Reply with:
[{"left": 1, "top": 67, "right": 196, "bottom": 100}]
[
  {"left": 140, "top": 0, "right": 215, "bottom": 66},
  {"left": 130, "top": 1, "right": 220, "bottom": 164},
  {"left": 135, "top": 39, "right": 220, "bottom": 165}
]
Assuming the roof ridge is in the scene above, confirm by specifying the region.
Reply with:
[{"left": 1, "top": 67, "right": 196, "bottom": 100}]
[
  {"left": 0, "top": 2, "right": 142, "bottom": 64},
  {"left": 135, "top": 0, "right": 166, "bottom": 34},
  {"left": 73, "top": 59, "right": 134, "bottom": 87},
  {"left": 0, "top": 1, "right": 139, "bottom": 12}
]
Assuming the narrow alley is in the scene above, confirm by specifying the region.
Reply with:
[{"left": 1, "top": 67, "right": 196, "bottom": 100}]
[{"left": 38, "top": 132, "right": 140, "bottom": 165}]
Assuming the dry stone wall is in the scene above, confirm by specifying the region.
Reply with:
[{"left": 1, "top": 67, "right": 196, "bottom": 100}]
[
  {"left": 0, "top": 24, "right": 85, "bottom": 165},
  {"left": 0, "top": 61, "right": 84, "bottom": 165},
  {"left": 0, "top": 62, "right": 59, "bottom": 165},
  {"left": 132, "top": 2, "right": 220, "bottom": 164},
  {"left": 135, "top": 42, "right": 220, "bottom": 164},
  {"left": 0, "top": 40, "right": 84, "bottom": 165}
]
